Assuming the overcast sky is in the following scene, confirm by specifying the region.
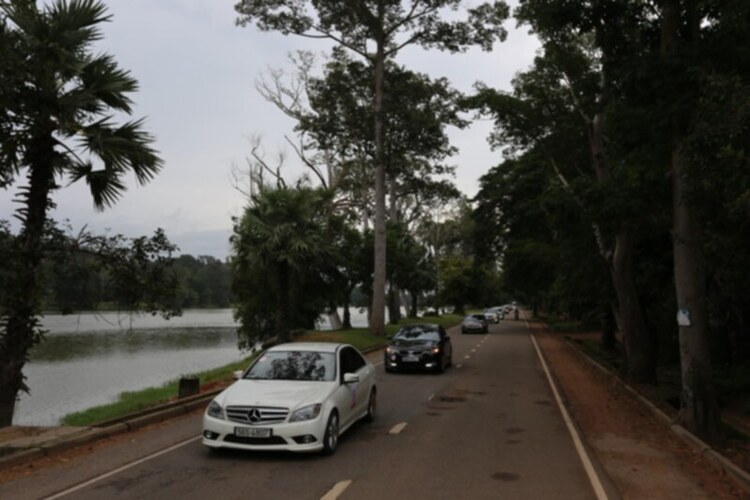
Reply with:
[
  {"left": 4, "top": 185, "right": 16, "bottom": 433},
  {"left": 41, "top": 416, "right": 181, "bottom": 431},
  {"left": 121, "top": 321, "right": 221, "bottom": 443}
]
[{"left": 0, "top": 0, "right": 540, "bottom": 259}]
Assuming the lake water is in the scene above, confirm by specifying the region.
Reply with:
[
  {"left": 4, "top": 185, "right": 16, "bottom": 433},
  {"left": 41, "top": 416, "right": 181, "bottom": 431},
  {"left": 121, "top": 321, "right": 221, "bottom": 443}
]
[{"left": 16, "top": 308, "right": 370, "bottom": 426}]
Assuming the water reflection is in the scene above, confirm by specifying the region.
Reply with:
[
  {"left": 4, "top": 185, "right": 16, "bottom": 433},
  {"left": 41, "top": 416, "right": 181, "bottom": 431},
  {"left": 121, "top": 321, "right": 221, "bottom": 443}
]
[
  {"left": 17, "top": 310, "right": 246, "bottom": 426},
  {"left": 31, "top": 327, "right": 240, "bottom": 362}
]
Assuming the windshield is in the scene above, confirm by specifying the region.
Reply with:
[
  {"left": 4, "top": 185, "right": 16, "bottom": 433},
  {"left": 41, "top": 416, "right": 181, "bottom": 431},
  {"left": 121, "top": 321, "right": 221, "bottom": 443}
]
[
  {"left": 244, "top": 351, "right": 336, "bottom": 381},
  {"left": 393, "top": 327, "right": 440, "bottom": 342}
]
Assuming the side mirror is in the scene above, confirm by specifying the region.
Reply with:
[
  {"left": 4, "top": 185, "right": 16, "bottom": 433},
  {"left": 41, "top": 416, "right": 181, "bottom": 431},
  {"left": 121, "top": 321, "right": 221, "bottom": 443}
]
[
  {"left": 343, "top": 373, "right": 360, "bottom": 384},
  {"left": 233, "top": 370, "right": 244, "bottom": 380}
]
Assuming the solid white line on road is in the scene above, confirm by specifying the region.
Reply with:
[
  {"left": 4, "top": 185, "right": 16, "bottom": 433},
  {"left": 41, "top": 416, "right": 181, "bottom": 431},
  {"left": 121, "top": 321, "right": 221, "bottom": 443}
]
[
  {"left": 389, "top": 422, "right": 408, "bottom": 435},
  {"left": 43, "top": 436, "right": 202, "bottom": 499},
  {"left": 321, "top": 480, "right": 353, "bottom": 500},
  {"left": 530, "top": 334, "right": 609, "bottom": 500}
]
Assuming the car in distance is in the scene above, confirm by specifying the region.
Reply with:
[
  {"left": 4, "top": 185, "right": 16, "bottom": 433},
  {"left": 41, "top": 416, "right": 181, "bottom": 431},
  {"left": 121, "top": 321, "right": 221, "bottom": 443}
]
[
  {"left": 202, "top": 342, "right": 376, "bottom": 455},
  {"left": 461, "top": 314, "right": 489, "bottom": 334},
  {"left": 483, "top": 308, "right": 500, "bottom": 323},
  {"left": 492, "top": 306, "right": 506, "bottom": 320},
  {"left": 384, "top": 323, "right": 453, "bottom": 373}
]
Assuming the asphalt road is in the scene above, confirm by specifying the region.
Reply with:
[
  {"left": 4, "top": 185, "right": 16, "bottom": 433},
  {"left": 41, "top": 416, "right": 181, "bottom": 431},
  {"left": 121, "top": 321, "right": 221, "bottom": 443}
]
[{"left": 1, "top": 319, "right": 605, "bottom": 500}]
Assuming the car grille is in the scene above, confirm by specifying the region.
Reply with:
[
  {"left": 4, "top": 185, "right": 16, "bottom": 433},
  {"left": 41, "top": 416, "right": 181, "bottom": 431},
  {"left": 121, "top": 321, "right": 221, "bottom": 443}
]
[
  {"left": 224, "top": 435, "right": 287, "bottom": 445},
  {"left": 226, "top": 406, "right": 289, "bottom": 425},
  {"left": 398, "top": 349, "right": 426, "bottom": 355}
]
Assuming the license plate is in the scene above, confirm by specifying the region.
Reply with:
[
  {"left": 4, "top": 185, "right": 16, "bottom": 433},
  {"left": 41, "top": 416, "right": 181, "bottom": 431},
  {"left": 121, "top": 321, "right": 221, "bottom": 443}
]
[
  {"left": 403, "top": 354, "right": 419, "bottom": 362},
  {"left": 235, "top": 426, "right": 272, "bottom": 438}
]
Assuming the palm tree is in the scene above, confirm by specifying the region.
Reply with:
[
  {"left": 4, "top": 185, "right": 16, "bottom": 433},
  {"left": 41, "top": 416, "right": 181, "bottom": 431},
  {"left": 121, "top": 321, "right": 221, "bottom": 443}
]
[
  {"left": 231, "top": 186, "right": 336, "bottom": 346},
  {"left": 0, "top": 0, "right": 162, "bottom": 426}
]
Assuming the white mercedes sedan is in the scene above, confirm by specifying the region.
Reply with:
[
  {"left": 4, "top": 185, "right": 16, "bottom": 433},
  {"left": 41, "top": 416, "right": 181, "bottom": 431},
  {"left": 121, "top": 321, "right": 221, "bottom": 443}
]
[{"left": 202, "top": 342, "right": 377, "bottom": 455}]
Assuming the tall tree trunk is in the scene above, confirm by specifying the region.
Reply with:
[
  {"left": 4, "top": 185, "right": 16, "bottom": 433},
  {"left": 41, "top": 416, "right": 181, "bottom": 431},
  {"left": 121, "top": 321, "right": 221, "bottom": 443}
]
[
  {"left": 387, "top": 181, "right": 401, "bottom": 324},
  {"left": 611, "top": 229, "right": 656, "bottom": 383},
  {"left": 672, "top": 143, "right": 719, "bottom": 441},
  {"left": 662, "top": 0, "right": 720, "bottom": 441},
  {"left": 342, "top": 286, "right": 353, "bottom": 330},
  {"left": 589, "top": 67, "right": 656, "bottom": 383},
  {"left": 277, "top": 261, "right": 292, "bottom": 343},
  {"left": 409, "top": 291, "right": 418, "bottom": 318},
  {"left": 388, "top": 281, "right": 401, "bottom": 325},
  {"left": 370, "top": 17, "right": 387, "bottom": 337},
  {"left": 601, "top": 302, "right": 617, "bottom": 351},
  {"left": 0, "top": 128, "right": 55, "bottom": 426}
]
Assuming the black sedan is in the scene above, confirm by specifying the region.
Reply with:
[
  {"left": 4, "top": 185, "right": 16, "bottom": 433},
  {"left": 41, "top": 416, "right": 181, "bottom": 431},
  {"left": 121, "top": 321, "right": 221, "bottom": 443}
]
[
  {"left": 461, "top": 314, "right": 489, "bottom": 334},
  {"left": 384, "top": 324, "right": 453, "bottom": 373}
]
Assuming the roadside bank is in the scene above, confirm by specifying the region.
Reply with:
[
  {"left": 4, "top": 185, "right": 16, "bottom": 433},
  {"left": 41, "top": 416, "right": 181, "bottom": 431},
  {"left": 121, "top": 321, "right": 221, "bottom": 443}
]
[{"left": 530, "top": 318, "right": 750, "bottom": 499}]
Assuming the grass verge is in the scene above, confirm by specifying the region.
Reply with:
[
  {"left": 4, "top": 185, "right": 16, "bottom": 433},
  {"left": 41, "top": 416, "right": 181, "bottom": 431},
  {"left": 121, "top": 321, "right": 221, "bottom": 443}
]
[
  {"left": 60, "top": 314, "right": 462, "bottom": 427},
  {"left": 61, "top": 355, "right": 256, "bottom": 426}
]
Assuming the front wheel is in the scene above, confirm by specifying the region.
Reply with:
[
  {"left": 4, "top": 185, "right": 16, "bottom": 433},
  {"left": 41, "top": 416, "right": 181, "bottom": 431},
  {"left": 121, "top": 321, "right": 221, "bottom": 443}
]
[
  {"left": 364, "top": 389, "right": 377, "bottom": 422},
  {"left": 322, "top": 411, "right": 339, "bottom": 455},
  {"left": 435, "top": 355, "right": 446, "bottom": 374}
]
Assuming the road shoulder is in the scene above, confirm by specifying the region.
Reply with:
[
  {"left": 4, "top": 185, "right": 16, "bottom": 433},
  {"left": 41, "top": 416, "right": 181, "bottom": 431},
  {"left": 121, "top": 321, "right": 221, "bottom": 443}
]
[{"left": 531, "top": 321, "right": 747, "bottom": 499}]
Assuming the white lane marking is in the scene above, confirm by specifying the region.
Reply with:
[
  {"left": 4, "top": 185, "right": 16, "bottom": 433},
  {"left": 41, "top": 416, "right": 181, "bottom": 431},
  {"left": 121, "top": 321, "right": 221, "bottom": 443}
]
[
  {"left": 471, "top": 348, "right": 477, "bottom": 353},
  {"left": 389, "top": 422, "right": 408, "bottom": 435},
  {"left": 456, "top": 364, "right": 463, "bottom": 369},
  {"left": 321, "top": 480, "right": 353, "bottom": 500},
  {"left": 427, "top": 394, "right": 435, "bottom": 401},
  {"left": 530, "top": 334, "right": 609, "bottom": 500},
  {"left": 43, "top": 436, "right": 201, "bottom": 499},
  {"left": 464, "top": 355, "right": 471, "bottom": 360}
]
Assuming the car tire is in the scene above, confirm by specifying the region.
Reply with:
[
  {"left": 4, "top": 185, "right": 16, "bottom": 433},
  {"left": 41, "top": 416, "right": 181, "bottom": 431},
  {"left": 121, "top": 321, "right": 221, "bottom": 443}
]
[
  {"left": 435, "top": 356, "right": 446, "bottom": 374},
  {"left": 364, "top": 389, "right": 377, "bottom": 422},
  {"left": 322, "top": 411, "right": 339, "bottom": 456}
]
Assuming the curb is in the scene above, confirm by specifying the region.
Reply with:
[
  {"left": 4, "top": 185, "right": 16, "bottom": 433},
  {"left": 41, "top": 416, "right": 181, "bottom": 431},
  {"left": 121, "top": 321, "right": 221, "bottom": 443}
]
[
  {"left": 562, "top": 335, "right": 750, "bottom": 496},
  {"left": 0, "top": 391, "right": 223, "bottom": 470}
]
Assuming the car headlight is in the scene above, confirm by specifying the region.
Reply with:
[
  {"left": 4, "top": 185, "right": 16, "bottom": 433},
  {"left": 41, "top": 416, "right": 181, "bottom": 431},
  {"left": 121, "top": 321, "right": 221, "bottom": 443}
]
[
  {"left": 386, "top": 346, "right": 396, "bottom": 354},
  {"left": 289, "top": 404, "right": 322, "bottom": 423},
  {"left": 206, "top": 400, "right": 225, "bottom": 420},
  {"left": 431, "top": 346, "right": 441, "bottom": 354}
]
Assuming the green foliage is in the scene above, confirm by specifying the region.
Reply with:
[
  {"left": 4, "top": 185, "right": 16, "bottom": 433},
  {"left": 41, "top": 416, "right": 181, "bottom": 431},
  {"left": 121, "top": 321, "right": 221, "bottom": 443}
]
[
  {"left": 172, "top": 255, "right": 233, "bottom": 309},
  {"left": 0, "top": 0, "right": 162, "bottom": 210},
  {"left": 235, "top": 1, "right": 510, "bottom": 55},
  {"left": 436, "top": 256, "right": 474, "bottom": 313},
  {"left": 231, "top": 186, "right": 340, "bottom": 346},
  {"left": 302, "top": 49, "right": 465, "bottom": 177},
  {"left": 0, "top": 0, "right": 166, "bottom": 425}
]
